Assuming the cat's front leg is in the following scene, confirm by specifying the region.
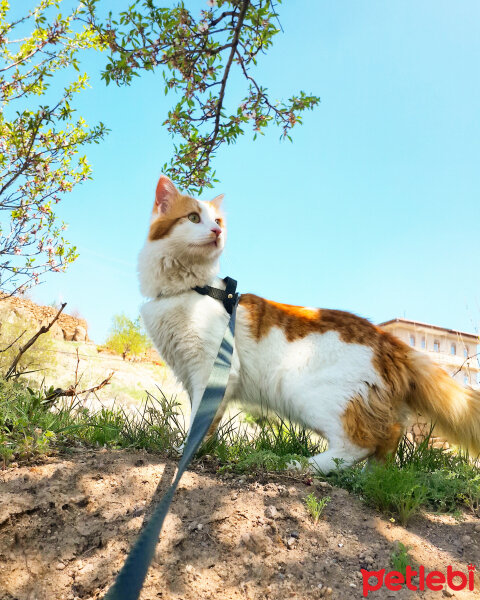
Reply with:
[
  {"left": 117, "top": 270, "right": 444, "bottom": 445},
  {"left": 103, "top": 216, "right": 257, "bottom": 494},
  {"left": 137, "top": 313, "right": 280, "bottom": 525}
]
[{"left": 182, "top": 391, "right": 227, "bottom": 450}]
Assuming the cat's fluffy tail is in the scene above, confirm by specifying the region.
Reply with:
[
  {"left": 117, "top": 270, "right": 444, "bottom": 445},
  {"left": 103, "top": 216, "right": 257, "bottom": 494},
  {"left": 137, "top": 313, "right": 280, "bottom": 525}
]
[{"left": 406, "top": 351, "right": 480, "bottom": 455}]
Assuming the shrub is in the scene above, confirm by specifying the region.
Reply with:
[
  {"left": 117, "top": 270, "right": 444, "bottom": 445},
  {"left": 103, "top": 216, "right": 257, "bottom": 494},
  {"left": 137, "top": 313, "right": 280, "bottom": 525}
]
[{"left": 105, "top": 314, "right": 151, "bottom": 360}]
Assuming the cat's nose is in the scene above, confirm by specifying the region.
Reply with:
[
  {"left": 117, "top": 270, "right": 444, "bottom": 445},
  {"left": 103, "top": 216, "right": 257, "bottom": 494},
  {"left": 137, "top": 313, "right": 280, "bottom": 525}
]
[{"left": 211, "top": 227, "right": 222, "bottom": 238}]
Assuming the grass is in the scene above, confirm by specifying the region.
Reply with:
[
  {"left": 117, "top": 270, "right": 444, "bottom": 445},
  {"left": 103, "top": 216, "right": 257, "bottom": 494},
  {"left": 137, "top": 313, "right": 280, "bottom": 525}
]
[
  {"left": 1, "top": 375, "right": 479, "bottom": 527},
  {"left": 326, "top": 434, "right": 480, "bottom": 524},
  {"left": 0, "top": 377, "right": 186, "bottom": 466}
]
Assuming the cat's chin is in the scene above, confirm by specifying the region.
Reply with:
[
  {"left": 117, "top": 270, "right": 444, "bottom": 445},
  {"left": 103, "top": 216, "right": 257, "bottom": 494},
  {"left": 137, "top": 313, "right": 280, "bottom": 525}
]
[{"left": 188, "top": 241, "right": 223, "bottom": 260}]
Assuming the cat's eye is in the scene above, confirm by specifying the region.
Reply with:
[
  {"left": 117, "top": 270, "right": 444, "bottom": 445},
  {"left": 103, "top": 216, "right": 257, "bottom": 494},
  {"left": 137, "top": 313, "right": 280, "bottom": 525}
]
[
  {"left": 188, "top": 212, "right": 200, "bottom": 223},
  {"left": 215, "top": 218, "right": 222, "bottom": 226}
]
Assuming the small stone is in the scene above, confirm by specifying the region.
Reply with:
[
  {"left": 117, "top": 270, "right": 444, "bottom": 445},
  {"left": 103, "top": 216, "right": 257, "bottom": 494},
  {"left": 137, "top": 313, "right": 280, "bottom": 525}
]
[
  {"left": 474, "top": 523, "right": 480, "bottom": 533},
  {"left": 56, "top": 562, "right": 66, "bottom": 570},
  {"left": 265, "top": 505, "right": 278, "bottom": 519},
  {"left": 442, "top": 589, "right": 454, "bottom": 598},
  {"left": 286, "top": 537, "right": 296, "bottom": 549},
  {"left": 290, "top": 531, "right": 300, "bottom": 539},
  {"left": 461, "top": 534, "right": 471, "bottom": 545},
  {"left": 325, "top": 588, "right": 333, "bottom": 596},
  {"left": 240, "top": 532, "right": 270, "bottom": 554},
  {"left": 317, "top": 481, "right": 332, "bottom": 489},
  {"left": 197, "top": 523, "right": 203, "bottom": 531}
]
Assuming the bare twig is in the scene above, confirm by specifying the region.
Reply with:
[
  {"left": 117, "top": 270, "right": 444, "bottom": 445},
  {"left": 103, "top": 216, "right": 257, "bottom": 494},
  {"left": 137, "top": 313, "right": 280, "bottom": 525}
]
[
  {"left": 42, "top": 371, "right": 115, "bottom": 405},
  {"left": 0, "top": 328, "right": 27, "bottom": 353},
  {"left": 5, "top": 302, "right": 66, "bottom": 379},
  {"left": 452, "top": 352, "right": 480, "bottom": 378},
  {"left": 74, "top": 347, "right": 80, "bottom": 387}
]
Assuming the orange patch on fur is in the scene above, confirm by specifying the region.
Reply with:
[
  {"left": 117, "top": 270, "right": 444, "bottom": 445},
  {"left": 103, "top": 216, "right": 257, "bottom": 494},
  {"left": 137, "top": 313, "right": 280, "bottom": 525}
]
[
  {"left": 240, "top": 294, "right": 413, "bottom": 390},
  {"left": 240, "top": 294, "right": 384, "bottom": 344},
  {"left": 149, "top": 195, "right": 201, "bottom": 240}
]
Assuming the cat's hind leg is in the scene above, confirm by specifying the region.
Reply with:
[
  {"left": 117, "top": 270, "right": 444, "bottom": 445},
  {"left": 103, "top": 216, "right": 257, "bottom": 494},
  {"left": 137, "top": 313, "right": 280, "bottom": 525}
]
[{"left": 308, "top": 390, "right": 404, "bottom": 474}]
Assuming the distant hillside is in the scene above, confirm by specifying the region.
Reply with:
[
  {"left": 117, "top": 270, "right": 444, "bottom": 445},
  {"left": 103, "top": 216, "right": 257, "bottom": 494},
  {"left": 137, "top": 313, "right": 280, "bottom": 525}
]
[{"left": 0, "top": 292, "right": 88, "bottom": 342}]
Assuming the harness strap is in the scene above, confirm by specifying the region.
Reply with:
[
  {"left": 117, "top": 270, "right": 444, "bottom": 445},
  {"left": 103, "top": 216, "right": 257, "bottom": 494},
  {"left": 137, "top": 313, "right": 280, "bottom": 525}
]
[
  {"left": 193, "top": 276, "right": 239, "bottom": 315},
  {"left": 103, "top": 294, "right": 239, "bottom": 600}
]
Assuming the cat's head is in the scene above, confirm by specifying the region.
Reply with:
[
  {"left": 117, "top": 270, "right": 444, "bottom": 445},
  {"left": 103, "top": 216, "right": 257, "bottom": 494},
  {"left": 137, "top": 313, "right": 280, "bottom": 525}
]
[
  {"left": 138, "top": 175, "right": 226, "bottom": 296},
  {"left": 147, "top": 175, "right": 226, "bottom": 261}
]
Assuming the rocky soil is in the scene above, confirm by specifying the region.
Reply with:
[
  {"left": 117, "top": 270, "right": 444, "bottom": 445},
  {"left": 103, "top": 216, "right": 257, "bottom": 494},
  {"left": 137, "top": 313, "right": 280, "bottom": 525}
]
[{"left": 1, "top": 450, "right": 479, "bottom": 600}]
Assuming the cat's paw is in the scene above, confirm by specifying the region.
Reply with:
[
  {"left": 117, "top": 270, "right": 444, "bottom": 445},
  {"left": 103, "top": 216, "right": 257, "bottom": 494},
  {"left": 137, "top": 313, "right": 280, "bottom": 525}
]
[{"left": 286, "top": 459, "right": 309, "bottom": 472}]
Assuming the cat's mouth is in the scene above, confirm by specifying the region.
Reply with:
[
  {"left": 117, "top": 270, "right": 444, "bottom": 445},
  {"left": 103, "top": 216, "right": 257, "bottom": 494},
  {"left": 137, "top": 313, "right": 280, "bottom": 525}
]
[
  {"left": 190, "top": 239, "right": 221, "bottom": 250},
  {"left": 202, "top": 238, "right": 220, "bottom": 248}
]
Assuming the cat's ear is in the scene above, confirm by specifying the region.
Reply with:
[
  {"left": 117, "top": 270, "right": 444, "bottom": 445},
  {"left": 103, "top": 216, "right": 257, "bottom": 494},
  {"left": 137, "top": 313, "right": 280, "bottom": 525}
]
[
  {"left": 210, "top": 194, "right": 224, "bottom": 210},
  {"left": 154, "top": 175, "right": 178, "bottom": 215}
]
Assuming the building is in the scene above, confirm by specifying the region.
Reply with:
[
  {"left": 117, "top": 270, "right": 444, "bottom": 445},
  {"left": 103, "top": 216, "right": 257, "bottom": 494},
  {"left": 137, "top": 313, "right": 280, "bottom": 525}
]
[{"left": 379, "top": 318, "right": 479, "bottom": 388}]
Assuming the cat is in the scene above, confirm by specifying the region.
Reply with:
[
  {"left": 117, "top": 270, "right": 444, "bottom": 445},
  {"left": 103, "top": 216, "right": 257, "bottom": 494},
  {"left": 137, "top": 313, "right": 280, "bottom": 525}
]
[{"left": 138, "top": 175, "right": 480, "bottom": 473}]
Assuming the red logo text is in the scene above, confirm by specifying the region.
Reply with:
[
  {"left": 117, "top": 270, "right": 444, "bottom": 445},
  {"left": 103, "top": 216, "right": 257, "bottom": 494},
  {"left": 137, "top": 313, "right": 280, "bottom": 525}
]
[{"left": 361, "top": 564, "right": 476, "bottom": 597}]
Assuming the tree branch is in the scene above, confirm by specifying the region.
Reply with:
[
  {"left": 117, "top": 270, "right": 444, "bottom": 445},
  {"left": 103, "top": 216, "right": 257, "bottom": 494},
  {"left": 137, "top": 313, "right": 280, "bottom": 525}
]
[{"left": 210, "top": 0, "right": 250, "bottom": 151}]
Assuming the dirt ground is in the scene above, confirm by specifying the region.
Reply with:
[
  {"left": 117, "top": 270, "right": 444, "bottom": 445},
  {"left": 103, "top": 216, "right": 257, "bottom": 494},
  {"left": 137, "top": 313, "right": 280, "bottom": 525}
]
[{"left": 1, "top": 450, "right": 479, "bottom": 600}]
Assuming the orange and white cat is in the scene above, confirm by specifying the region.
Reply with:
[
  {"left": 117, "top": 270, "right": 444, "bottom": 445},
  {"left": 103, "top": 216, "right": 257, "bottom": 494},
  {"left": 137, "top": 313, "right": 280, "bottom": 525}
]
[{"left": 138, "top": 175, "right": 480, "bottom": 473}]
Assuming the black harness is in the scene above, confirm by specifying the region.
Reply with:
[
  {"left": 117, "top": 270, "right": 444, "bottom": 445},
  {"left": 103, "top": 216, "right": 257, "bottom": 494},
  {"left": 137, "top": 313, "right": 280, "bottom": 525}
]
[{"left": 193, "top": 276, "right": 239, "bottom": 315}]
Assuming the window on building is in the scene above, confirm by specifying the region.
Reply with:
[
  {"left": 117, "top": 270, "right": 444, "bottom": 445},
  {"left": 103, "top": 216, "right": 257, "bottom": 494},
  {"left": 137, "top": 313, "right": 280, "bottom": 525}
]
[
  {"left": 464, "top": 347, "right": 469, "bottom": 358},
  {"left": 450, "top": 343, "right": 456, "bottom": 356},
  {"left": 421, "top": 337, "right": 426, "bottom": 349},
  {"left": 409, "top": 335, "right": 415, "bottom": 347},
  {"left": 434, "top": 340, "right": 440, "bottom": 352},
  {"left": 464, "top": 375, "right": 469, "bottom": 385}
]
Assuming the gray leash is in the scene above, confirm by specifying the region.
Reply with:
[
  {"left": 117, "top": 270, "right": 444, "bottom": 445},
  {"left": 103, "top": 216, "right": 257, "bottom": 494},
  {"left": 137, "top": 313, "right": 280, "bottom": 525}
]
[{"left": 103, "top": 290, "right": 239, "bottom": 600}]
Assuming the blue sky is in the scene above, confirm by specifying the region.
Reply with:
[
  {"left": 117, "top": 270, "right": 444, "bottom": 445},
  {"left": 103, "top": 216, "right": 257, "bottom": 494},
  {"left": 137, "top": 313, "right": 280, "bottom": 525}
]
[{"left": 21, "top": 0, "right": 480, "bottom": 342}]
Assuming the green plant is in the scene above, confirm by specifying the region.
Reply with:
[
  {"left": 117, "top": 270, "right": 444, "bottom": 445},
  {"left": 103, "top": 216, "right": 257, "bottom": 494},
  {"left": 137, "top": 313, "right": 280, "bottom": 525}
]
[
  {"left": 0, "top": 377, "right": 68, "bottom": 464},
  {"left": 304, "top": 492, "right": 330, "bottom": 523},
  {"left": 390, "top": 542, "right": 411, "bottom": 577},
  {"left": 360, "top": 461, "right": 428, "bottom": 526}
]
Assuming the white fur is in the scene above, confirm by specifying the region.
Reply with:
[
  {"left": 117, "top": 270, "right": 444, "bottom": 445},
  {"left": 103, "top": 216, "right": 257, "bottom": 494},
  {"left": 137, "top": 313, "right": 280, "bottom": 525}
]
[{"left": 138, "top": 188, "right": 381, "bottom": 473}]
